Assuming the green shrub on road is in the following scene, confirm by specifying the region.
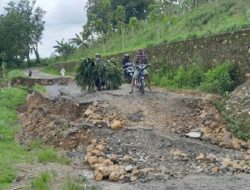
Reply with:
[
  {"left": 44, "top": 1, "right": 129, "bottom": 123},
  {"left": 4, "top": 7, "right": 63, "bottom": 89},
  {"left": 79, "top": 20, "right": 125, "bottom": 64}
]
[{"left": 75, "top": 58, "right": 123, "bottom": 92}]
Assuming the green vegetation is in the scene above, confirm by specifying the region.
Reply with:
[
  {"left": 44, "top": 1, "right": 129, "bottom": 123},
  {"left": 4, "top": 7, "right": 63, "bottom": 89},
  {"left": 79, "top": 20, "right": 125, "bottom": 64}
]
[
  {"left": 0, "top": 87, "right": 70, "bottom": 189},
  {"left": 0, "top": 0, "right": 45, "bottom": 66},
  {"left": 152, "top": 62, "right": 246, "bottom": 94},
  {"left": 7, "top": 70, "right": 27, "bottom": 82},
  {"left": 62, "top": 179, "right": 96, "bottom": 190},
  {"left": 75, "top": 58, "right": 123, "bottom": 92},
  {"left": 38, "top": 148, "right": 70, "bottom": 165},
  {"left": 28, "top": 172, "right": 53, "bottom": 190},
  {"left": 0, "top": 87, "right": 29, "bottom": 189},
  {"left": 41, "top": 65, "right": 60, "bottom": 76},
  {"left": 201, "top": 63, "right": 245, "bottom": 94},
  {"left": 26, "top": 173, "right": 95, "bottom": 190},
  {"left": 33, "top": 84, "right": 47, "bottom": 94},
  {"left": 50, "top": 0, "right": 250, "bottom": 63}
]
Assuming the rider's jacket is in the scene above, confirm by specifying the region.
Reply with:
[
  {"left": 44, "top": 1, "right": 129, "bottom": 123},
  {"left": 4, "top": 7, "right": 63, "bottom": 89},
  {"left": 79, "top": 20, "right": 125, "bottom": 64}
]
[
  {"left": 122, "top": 58, "right": 132, "bottom": 68},
  {"left": 134, "top": 56, "right": 148, "bottom": 66}
]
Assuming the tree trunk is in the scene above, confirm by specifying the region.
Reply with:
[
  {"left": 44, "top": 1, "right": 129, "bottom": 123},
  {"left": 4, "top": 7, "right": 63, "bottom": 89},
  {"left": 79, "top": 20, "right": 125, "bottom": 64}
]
[
  {"left": 193, "top": 0, "right": 196, "bottom": 7},
  {"left": 34, "top": 44, "right": 40, "bottom": 64},
  {"left": 27, "top": 54, "right": 31, "bottom": 67}
]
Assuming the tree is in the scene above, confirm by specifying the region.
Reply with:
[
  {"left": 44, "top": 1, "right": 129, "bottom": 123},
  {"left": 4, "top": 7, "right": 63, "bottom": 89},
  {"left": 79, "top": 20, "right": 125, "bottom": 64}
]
[
  {"left": 111, "top": 0, "right": 154, "bottom": 23},
  {"left": 70, "top": 33, "right": 88, "bottom": 49},
  {"left": 85, "top": 0, "right": 112, "bottom": 35},
  {"left": 128, "top": 17, "right": 138, "bottom": 32},
  {"left": 30, "top": 7, "right": 46, "bottom": 64},
  {"left": 113, "top": 5, "right": 125, "bottom": 28},
  {"left": 83, "top": 0, "right": 154, "bottom": 38},
  {"left": 0, "top": 0, "right": 45, "bottom": 67},
  {"left": 53, "top": 39, "right": 76, "bottom": 56}
]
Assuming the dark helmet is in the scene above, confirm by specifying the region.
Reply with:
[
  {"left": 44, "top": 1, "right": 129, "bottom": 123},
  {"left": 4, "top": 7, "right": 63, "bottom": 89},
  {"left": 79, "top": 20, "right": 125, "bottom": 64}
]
[{"left": 137, "top": 49, "right": 143, "bottom": 54}]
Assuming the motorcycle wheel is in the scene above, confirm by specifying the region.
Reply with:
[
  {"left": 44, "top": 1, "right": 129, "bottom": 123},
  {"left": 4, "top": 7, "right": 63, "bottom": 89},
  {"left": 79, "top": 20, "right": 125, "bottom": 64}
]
[{"left": 139, "top": 77, "right": 145, "bottom": 95}]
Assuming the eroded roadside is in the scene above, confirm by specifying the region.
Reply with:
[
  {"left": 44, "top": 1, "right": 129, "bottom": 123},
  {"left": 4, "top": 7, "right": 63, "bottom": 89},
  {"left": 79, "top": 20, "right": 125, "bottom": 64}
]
[{"left": 11, "top": 72, "right": 250, "bottom": 190}]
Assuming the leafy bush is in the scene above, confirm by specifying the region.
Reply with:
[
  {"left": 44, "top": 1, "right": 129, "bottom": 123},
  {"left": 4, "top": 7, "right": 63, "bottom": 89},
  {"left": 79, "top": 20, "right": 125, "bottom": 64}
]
[
  {"left": 173, "top": 64, "right": 204, "bottom": 88},
  {"left": 228, "top": 63, "right": 246, "bottom": 89},
  {"left": 201, "top": 62, "right": 246, "bottom": 94},
  {"left": 104, "top": 59, "right": 124, "bottom": 90},
  {"left": 186, "top": 64, "right": 204, "bottom": 87},
  {"left": 75, "top": 58, "right": 123, "bottom": 92},
  {"left": 75, "top": 58, "right": 99, "bottom": 92},
  {"left": 173, "top": 66, "right": 187, "bottom": 87}
]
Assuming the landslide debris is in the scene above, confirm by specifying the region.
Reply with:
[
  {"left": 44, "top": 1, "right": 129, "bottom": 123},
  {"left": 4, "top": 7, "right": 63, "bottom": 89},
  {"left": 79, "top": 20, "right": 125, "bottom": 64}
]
[
  {"left": 17, "top": 86, "right": 250, "bottom": 184},
  {"left": 17, "top": 92, "right": 127, "bottom": 150}
]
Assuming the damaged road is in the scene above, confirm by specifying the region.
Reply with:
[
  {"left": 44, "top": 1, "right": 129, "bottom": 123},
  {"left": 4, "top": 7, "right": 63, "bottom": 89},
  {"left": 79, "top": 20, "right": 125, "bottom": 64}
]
[{"left": 13, "top": 70, "right": 250, "bottom": 190}]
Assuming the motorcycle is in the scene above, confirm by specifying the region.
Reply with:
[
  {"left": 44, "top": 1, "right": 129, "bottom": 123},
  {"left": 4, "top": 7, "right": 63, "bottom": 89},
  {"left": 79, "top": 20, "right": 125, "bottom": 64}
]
[
  {"left": 123, "top": 62, "right": 134, "bottom": 83},
  {"left": 135, "top": 64, "right": 149, "bottom": 95}
]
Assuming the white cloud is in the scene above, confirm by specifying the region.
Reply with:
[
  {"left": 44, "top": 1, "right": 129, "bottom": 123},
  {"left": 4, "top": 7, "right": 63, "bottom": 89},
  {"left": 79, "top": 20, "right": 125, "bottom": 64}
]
[{"left": 0, "top": 0, "right": 88, "bottom": 58}]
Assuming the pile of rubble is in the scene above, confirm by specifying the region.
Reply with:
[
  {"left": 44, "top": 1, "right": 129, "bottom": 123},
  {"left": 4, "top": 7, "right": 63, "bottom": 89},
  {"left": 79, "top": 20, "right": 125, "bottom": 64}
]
[
  {"left": 169, "top": 97, "right": 224, "bottom": 134},
  {"left": 83, "top": 101, "right": 127, "bottom": 130},
  {"left": 183, "top": 99, "right": 250, "bottom": 150},
  {"left": 85, "top": 139, "right": 157, "bottom": 182},
  {"left": 196, "top": 150, "right": 250, "bottom": 174}
]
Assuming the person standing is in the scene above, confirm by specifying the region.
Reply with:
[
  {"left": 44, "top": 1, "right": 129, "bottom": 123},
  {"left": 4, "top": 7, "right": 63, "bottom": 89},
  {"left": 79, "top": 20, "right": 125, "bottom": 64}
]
[{"left": 60, "top": 67, "right": 65, "bottom": 76}]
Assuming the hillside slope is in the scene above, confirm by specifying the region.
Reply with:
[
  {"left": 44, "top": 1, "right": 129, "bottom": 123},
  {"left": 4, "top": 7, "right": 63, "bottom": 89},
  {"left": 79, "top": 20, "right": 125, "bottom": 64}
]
[{"left": 52, "top": 0, "right": 250, "bottom": 63}]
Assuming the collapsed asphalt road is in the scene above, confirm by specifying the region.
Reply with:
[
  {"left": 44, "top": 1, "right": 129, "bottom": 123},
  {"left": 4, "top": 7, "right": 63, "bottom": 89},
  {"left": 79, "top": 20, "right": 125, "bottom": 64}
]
[{"left": 12, "top": 69, "right": 250, "bottom": 190}]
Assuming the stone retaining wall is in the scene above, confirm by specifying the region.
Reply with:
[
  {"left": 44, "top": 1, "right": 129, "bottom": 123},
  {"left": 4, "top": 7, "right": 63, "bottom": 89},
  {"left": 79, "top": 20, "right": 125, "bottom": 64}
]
[{"left": 53, "top": 29, "right": 250, "bottom": 72}]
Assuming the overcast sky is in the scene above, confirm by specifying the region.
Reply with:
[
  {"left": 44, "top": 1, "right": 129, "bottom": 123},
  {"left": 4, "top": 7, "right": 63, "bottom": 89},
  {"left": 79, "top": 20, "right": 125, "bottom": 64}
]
[{"left": 0, "top": 0, "right": 88, "bottom": 58}]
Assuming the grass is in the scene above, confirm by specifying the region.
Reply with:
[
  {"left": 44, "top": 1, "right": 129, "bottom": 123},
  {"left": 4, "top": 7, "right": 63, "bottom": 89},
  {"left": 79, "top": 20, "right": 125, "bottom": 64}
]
[
  {"left": 33, "top": 84, "right": 47, "bottom": 94},
  {"left": 26, "top": 173, "right": 95, "bottom": 190},
  {"left": 151, "top": 62, "right": 246, "bottom": 95},
  {"left": 45, "top": 0, "right": 250, "bottom": 64},
  {"left": 0, "top": 87, "right": 70, "bottom": 189},
  {"left": 28, "top": 172, "right": 53, "bottom": 190},
  {"left": 62, "top": 179, "right": 96, "bottom": 190},
  {"left": 26, "top": 171, "right": 58, "bottom": 190},
  {"left": 41, "top": 65, "right": 60, "bottom": 76},
  {"left": 41, "top": 64, "right": 76, "bottom": 77},
  {"left": 37, "top": 148, "right": 70, "bottom": 165},
  {"left": 6, "top": 69, "right": 27, "bottom": 82},
  {"left": 0, "top": 87, "right": 31, "bottom": 189}
]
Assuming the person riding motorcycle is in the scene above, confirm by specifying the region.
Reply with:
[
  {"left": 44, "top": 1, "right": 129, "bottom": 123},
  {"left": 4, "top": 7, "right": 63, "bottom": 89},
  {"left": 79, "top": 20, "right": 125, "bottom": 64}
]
[
  {"left": 122, "top": 53, "right": 134, "bottom": 82},
  {"left": 122, "top": 54, "right": 131, "bottom": 68},
  {"left": 129, "top": 49, "right": 151, "bottom": 94}
]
